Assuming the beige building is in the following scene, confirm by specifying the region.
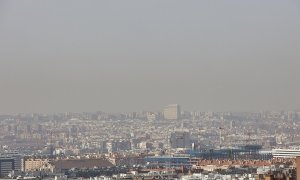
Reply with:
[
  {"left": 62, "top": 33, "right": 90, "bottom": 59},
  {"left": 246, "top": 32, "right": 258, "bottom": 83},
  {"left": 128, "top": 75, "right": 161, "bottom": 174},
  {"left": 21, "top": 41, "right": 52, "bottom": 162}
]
[
  {"left": 163, "top": 104, "right": 181, "bottom": 120},
  {"left": 24, "top": 158, "right": 53, "bottom": 172}
]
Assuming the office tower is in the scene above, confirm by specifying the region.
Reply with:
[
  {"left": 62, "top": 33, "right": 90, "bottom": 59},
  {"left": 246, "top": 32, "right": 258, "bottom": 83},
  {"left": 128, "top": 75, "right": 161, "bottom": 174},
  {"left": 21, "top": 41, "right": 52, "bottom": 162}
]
[
  {"left": 0, "top": 157, "right": 14, "bottom": 177},
  {"left": 163, "top": 104, "right": 181, "bottom": 120},
  {"left": 170, "top": 130, "right": 191, "bottom": 148}
]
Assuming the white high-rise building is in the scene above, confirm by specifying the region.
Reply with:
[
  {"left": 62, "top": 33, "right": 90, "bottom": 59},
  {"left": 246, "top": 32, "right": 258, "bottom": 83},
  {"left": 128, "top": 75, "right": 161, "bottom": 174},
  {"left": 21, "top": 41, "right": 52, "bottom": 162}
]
[{"left": 163, "top": 104, "right": 181, "bottom": 120}]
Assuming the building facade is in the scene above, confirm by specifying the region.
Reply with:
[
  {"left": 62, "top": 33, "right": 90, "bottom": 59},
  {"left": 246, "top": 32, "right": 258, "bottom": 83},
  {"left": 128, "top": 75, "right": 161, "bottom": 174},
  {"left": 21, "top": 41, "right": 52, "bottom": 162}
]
[
  {"left": 272, "top": 149, "right": 300, "bottom": 158},
  {"left": 170, "top": 130, "right": 191, "bottom": 149},
  {"left": 1, "top": 151, "right": 23, "bottom": 171},
  {"left": 24, "top": 158, "right": 50, "bottom": 172},
  {"left": 0, "top": 157, "right": 14, "bottom": 177},
  {"left": 163, "top": 104, "right": 181, "bottom": 120}
]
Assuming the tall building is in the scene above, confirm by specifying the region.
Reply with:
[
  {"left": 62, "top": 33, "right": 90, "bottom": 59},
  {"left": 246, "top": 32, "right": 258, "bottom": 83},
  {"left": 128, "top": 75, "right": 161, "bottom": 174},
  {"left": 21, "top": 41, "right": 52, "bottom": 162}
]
[
  {"left": 163, "top": 104, "right": 181, "bottom": 120},
  {"left": 170, "top": 130, "right": 191, "bottom": 149}
]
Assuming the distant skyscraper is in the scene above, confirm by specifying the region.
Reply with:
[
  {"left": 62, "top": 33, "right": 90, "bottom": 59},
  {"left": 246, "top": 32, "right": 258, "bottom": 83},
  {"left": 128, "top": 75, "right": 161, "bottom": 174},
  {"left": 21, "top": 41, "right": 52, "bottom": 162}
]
[{"left": 163, "top": 104, "right": 181, "bottom": 120}]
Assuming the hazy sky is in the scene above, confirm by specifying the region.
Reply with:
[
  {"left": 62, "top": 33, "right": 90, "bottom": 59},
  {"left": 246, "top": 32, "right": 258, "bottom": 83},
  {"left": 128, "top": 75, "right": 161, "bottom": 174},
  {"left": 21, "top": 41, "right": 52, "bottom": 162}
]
[{"left": 1, "top": 1, "right": 300, "bottom": 113}]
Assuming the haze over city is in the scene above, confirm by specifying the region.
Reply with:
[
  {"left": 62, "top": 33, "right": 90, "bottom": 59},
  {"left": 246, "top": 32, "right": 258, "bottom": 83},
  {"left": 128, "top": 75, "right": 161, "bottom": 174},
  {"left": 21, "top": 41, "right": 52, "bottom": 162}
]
[
  {"left": 3, "top": 1, "right": 300, "bottom": 180},
  {"left": 1, "top": 1, "right": 300, "bottom": 113}
]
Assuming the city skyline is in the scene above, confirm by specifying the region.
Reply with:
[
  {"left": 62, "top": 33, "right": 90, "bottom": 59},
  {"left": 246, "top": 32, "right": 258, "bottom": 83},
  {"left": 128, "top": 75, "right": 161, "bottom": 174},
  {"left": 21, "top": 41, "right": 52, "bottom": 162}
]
[{"left": 1, "top": 1, "right": 300, "bottom": 179}]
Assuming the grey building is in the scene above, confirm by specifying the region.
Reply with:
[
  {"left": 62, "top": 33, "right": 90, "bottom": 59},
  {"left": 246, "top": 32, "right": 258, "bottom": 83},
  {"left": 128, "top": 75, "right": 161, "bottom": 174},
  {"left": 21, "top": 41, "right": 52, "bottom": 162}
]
[
  {"left": 170, "top": 130, "right": 191, "bottom": 149},
  {"left": 0, "top": 157, "right": 14, "bottom": 177}
]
